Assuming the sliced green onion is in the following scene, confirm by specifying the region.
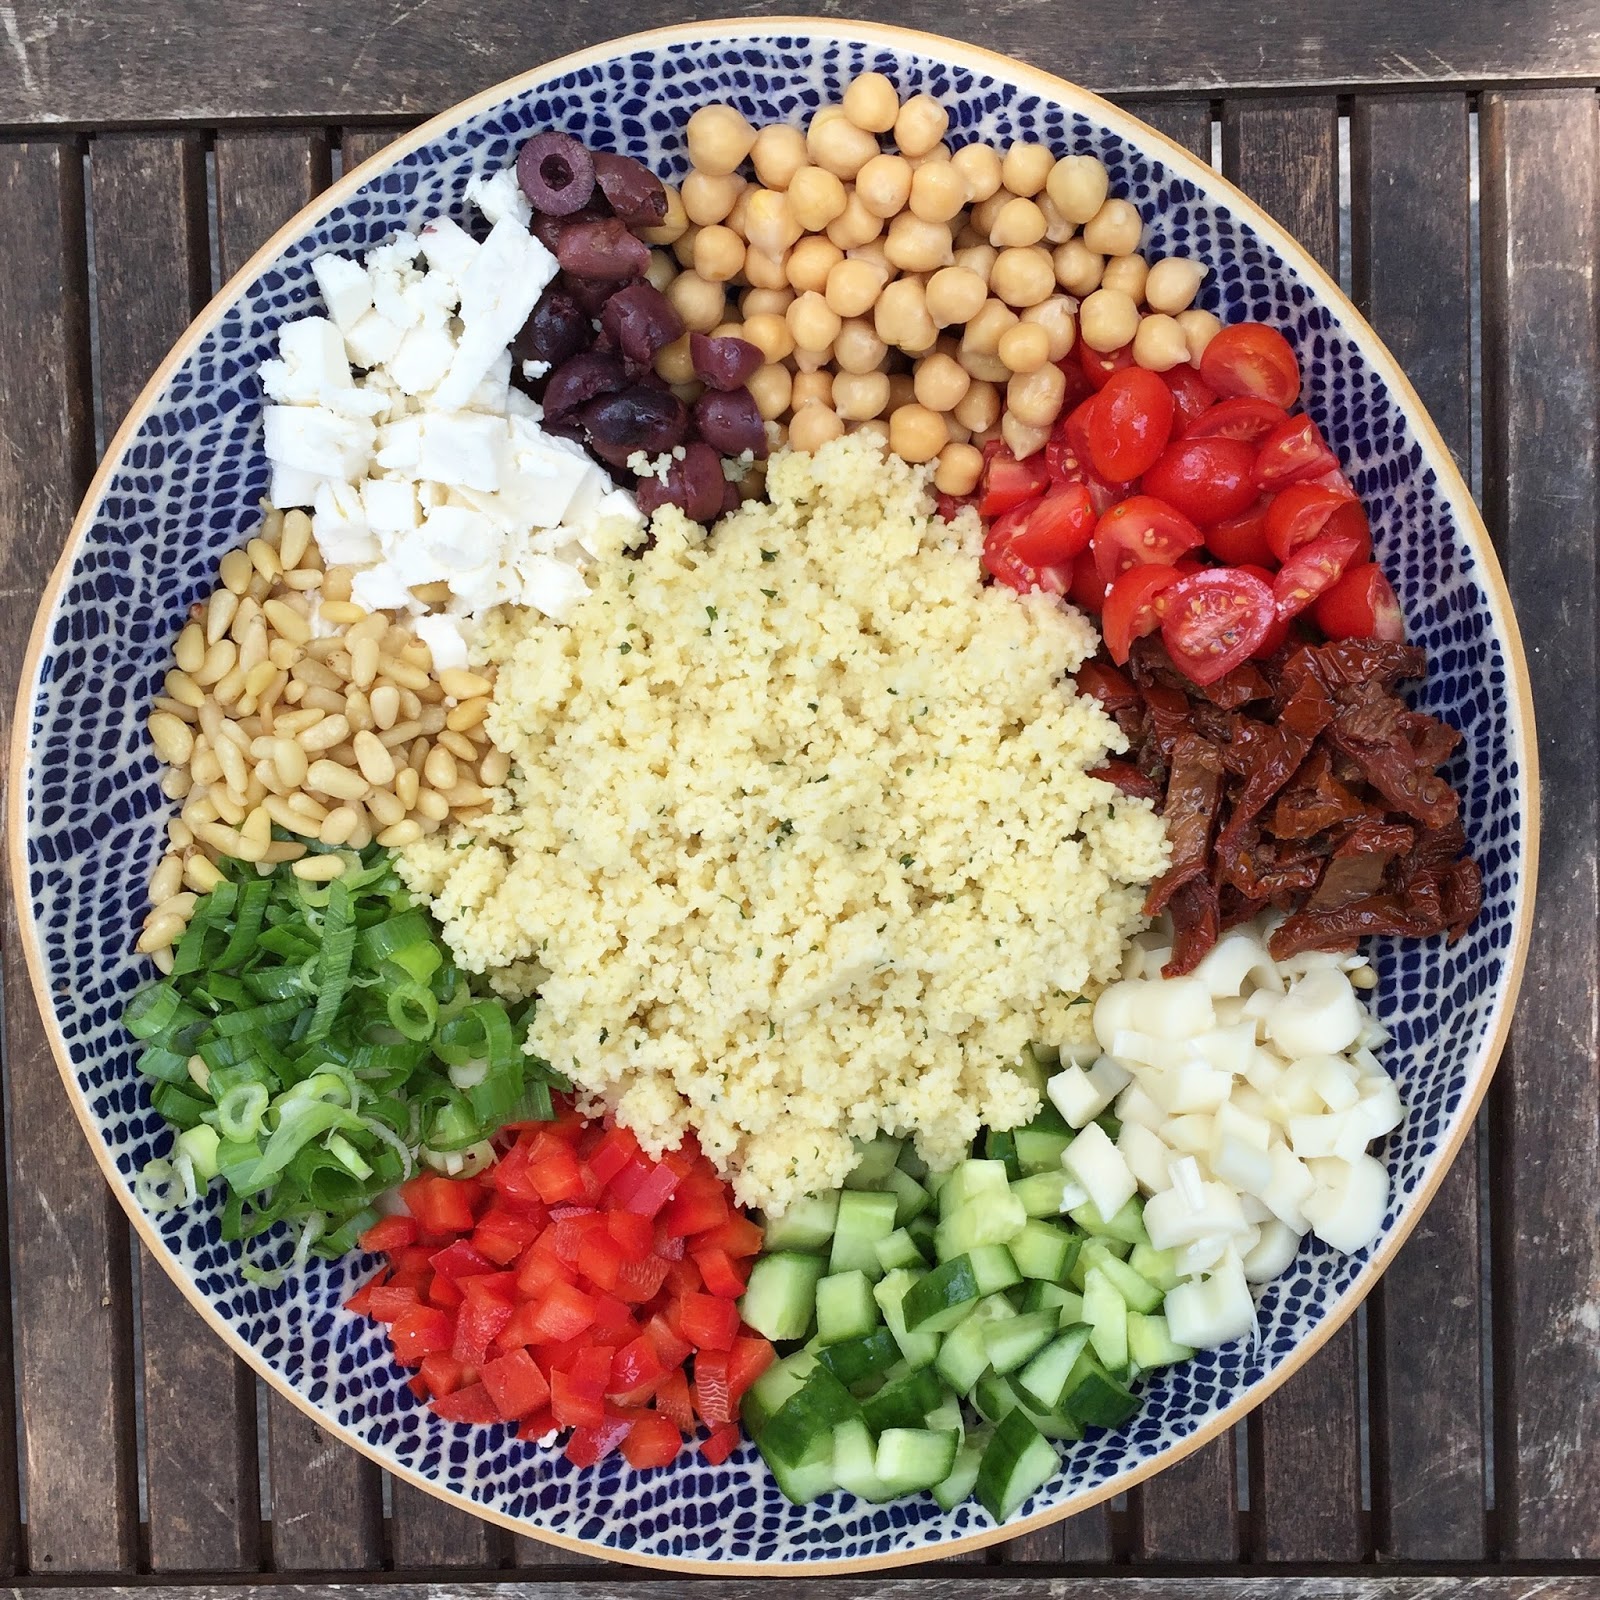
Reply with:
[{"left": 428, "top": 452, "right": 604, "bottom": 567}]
[{"left": 215, "top": 1082, "right": 269, "bottom": 1142}]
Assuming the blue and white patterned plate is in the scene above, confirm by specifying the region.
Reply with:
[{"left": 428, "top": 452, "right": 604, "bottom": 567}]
[{"left": 9, "top": 20, "right": 1535, "bottom": 1572}]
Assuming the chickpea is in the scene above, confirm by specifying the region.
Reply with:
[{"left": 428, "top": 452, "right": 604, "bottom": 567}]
[
  {"left": 807, "top": 107, "right": 879, "bottom": 180},
  {"left": 953, "top": 243, "right": 998, "bottom": 283},
  {"left": 686, "top": 104, "right": 758, "bottom": 177},
  {"left": 790, "top": 370, "right": 834, "bottom": 411},
  {"left": 1001, "top": 411, "right": 1051, "bottom": 459},
  {"left": 892, "top": 93, "right": 949, "bottom": 158},
  {"left": 737, "top": 312, "right": 792, "bottom": 365},
  {"left": 908, "top": 160, "right": 967, "bottom": 224},
  {"left": 788, "top": 166, "right": 849, "bottom": 232},
  {"left": 847, "top": 236, "right": 892, "bottom": 275},
  {"left": 651, "top": 333, "right": 695, "bottom": 385},
  {"left": 825, "top": 256, "right": 886, "bottom": 319},
  {"left": 787, "top": 290, "right": 843, "bottom": 353},
  {"left": 1001, "top": 141, "right": 1054, "bottom": 199},
  {"left": 726, "top": 186, "right": 754, "bottom": 238},
  {"left": 683, "top": 171, "right": 745, "bottom": 226},
  {"left": 856, "top": 153, "right": 913, "bottom": 218},
  {"left": 953, "top": 377, "right": 1001, "bottom": 433},
  {"left": 787, "top": 235, "right": 844, "bottom": 294},
  {"left": 747, "top": 361, "right": 793, "bottom": 419},
  {"left": 1046, "top": 154, "right": 1110, "bottom": 224},
  {"left": 1037, "top": 192, "right": 1076, "bottom": 244},
  {"left": 671, "top": 223, "right": 701, "bottom": 269},
  {"left": 832, "top": 369, "right": 892, "bottom": 421},
  {"left": 1132, "top": 312, "right": 1188, "bottom": 372},
  {"left": 962, "top": 297, "right": 1019, "bottom": 355},
  {"left": 1079, "top": 286, "right": 1140, "bottom": 351},
  {"left": 834, "top": 317, "right": 889, "bottom": 373},
  {"left": 743, "top": 246, "right": 791, "bottom": 290},
  {"left": 925, "top": 264, "right": 988, "bottom": 327},
  {"left": 885, "top": 372, "right": 917, "bottom": 411},
  {"left": 825, "top": 190, "right": 885, "bottom": 250},
  {"left": 639, "top": 184, "right": 689, "bottom": 246},
  {"left": 645, "top": 249, "right": 678, "bottom": 293},
  {"left": 953, "top": 223, "right": 988, "bottom": 252},
  {"left": 912, "top": 350, "right": 971, "bottom": 412},
  {"left": 875, "top": 277, "right": 938, "bottom": 351},
  {"left": 970, "top": 190, "right": 1012, "bottom": 238},
  {"left": 665, "top": 270, "right": 727, "bottom": 333},
  {"left": 743, "top": 188, "right": 802, "bottom": 256},
  {"left": 997, "top": 320, "right": 1051, "bottom": 373},
  {"left": 884, "top": 212, "right": 954, "bottom": 273},
  {"left": 907, "top": 142, "right": 953, "bottom": 169},
  {"left": 990, "top": 245, "right": 1056, "bottom": 308},
  {"left": 989, "top": 196, "right": 1048, "bottom": 249},
  {"left": 843, "top": 71, "right": 902, "bottom": 134},
  {"left": 751, "top": 123, "right": 810, "bottom": 190},
  {"left": 1053, "top": 237, "right": 1105, "bottom": 296},
  {"left": 888, "top": 402, "right": 948, "bottom": 463},
  {"left": 710, "top": 320, "right": 744, "bottom": 342},
  {"left": 934, "top": 440, "right": 985, "bottom": 496},
  {"left": 951, "top": 141, "right": 1003, "bottom": 203},
  {"left": 693, "top": 224, "right": 746, "bottom": 283},
  {"left": 1082, "top": 197, "right": 1142, "bottom": 257},
  {"left": 1177, "top": 306, "right": 1222, "bottom": 365},
  {"left": 789, "top": 402, "right": 845, "bottom": 453},
  {"left": 741, "top": 286, "right": 794, "bottom": 318},
  {"left": 856, "top": 417, "right": 893, "bottom": 447},
  {"left": 670, "top": 379, "right": 705, "bottom": 408},
  {"left": 793, "top": 345, "right": 833, "bottom": 374},
  {"left": 1145, "top": 256, "right": 1208, "bottom": 316},
  {"left": 1021, "top": 295, "right": 1078, "bottom": 361}
]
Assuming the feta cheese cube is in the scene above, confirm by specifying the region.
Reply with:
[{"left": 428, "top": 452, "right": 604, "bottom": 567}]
[
  {"left": 388, "top": 324, "right": 457, "bottom": 396},
  {"left": 468, "top": 167, "right": 533, "bottom": 229},
  {"left": 311, "top": 253, "right": 373, "bottom": 332},
  {"left": 419, "top": 217, "right": 480, "bottom": 282},
  {"left": 344, "top": 309, "right": 406, "bottom": 370},
  {"left": 263, "top": 405, "right": 373, "bottom": 483},
  {"left": 412, "top": 612, "right": 471, "bottom": 674},
  {"left": 311, "top": 480, "right": 380, "bottom": 566},
  {"left": 350, "top": 564, "right": 415, "bottom": 612},
  {"left": 416, "top": 411, "right": 506, "bottom": 492},
  {"left": 515, "top": 553, "right": 591, "bottom": 621},
  {"left": 361, "top": 478, "right": 419, "bottom": 534}
]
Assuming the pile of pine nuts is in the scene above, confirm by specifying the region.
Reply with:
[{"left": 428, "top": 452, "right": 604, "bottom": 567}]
[
  {"left": 138, "top": 507, "right": 508, "bottom": 969},
  {"left": 637, "top": 72, "right": 1222, "bottom": 493}
]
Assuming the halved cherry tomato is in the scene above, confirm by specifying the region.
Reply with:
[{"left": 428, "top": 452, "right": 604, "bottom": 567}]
[
  {"left": 978, "top": 446, "right": 1051, "bottom": 517},
  {"left": 1253, "top": 412, "right": 1339, "bottom": 491},
  {"left": 1102, "top": 565, "right": 1184, "bottom": 666},
  {"left": 982, "top": 512, "right": 1071, "bottom": 595},
  {"left": 1264, "top": 481, "right": 1360, "bottom": 562},
  {"left": 1079, "top": 339, "right": 1136, "bottom": 390},
  {"left": 1163, "top": 364, "right": 1216, "bottom": 433},
  {"left": 1272, "top": 530, "right": 1365, "bottom": 620},
  {"left": 1086, "top": 368, "right": 1174, "bottom": 482},
  {"left": 1182, "top": 394, "right": 1289, "bottom": 446},
  {"left": 1204, "top": 497, "right": 1275, "bottom": 567},
  {"left": 1091, "top": 494, "right": 1204, "bottom": 584},
  {"left": 1161, "top": 567, "right": 1278, "bottom": 685},
  {"left": 1199, "top": 322, "right": 1302, "bottom": 408},
  {"left": 996, "top": 482, "right": 1097, "bottom": 567},
  {"left": 1313, "top": 561, "right": 1406, "bottom": 641},
  {"left": 1140, "top": 436, "right": 1257, "bottom": 526},
  {"left": 1068, "top": 547, "right": 1107, "bottom": 613},
  {"left": 1235, "top": 564, "right": 1293, "bottom": 656}
]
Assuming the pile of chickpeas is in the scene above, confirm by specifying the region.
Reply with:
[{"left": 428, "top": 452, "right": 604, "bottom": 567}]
[{"left": 634, "top": 72, "right": 1221, "bottom": 497}]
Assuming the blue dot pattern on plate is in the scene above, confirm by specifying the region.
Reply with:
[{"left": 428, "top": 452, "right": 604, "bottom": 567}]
[{"left": 22, "top": 28, "right": 1528, "bottom": 1568}]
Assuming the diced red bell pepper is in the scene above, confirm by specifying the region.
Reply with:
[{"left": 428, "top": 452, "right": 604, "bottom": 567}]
[
  {"left": 643, "top": 1312, "right": 694, "bottom": 1371},
  {"left": 609, "top": 1334, "right": 667, "bottom": 1400},
  {"left": 546, "top": 1210, "right": 602, "bottom": 1266},
  {"left": 623, "top": 1160, "right": 683, "bottom": 1218},
  {"left": 577, "top": 1228, "right": 626, "bottom": 1293},
  {"left": 472, "top": 1208, "right": 547, "bottom": 1265},
  {"left": 587, "top": 1294, "right": 637, "bottom": 1347},
  {"left": 605, "top": 1209, "right": 655, "bottom": 1261},
  {"left": 516, "top": 1407, "right": 558, "bottom": 1442},
  {"left": 692, "top": 1247, "right": 748, "bottom": 1299},
  {"left": 621, "top": 1412, "right": 682, "bottom": 1469},
  {"left": 665, "top": 1184, "right": 730, "bottom": 1237},
  {"left": 343, "top": 1270, "right": 387, "bottom": 1317},
  {"left": 564, "top": 1414, "right": 632, "bottom": 1468},
  {"left": 390, "top": 1306, "right": 454, "bottom": 1366},
  {"left": 727, "top": 1336, "right": 776, "bottom": 1404},
  {"left": 525, "top": 1280, "right": 597, "bottom": 1344},
  {"left": 359, "top": 1214, "right": 418, "bottom": 1253},
  {"left": 693, "top": 1351, "right": 733, "bottom": 1424},
  {"left": 366, "top": 1284, "right": 421, "bottom": 1323},
  {"left": 429, "top": 1239, "right": 495, "bottom": 1282},
  {"left": 652, "top": 1222, "right": 686, "bottom": 1262},
  {"left": 426, "top": 1273, "right": 465, "bottom": 1312},
  {"left": 695, "top": 1214, "right": 764, "bottom": 1259},
  {"left": 452, "top": 1279, "right": 517, "bottom": 1367},
  {"left": 515, "top": 1243, "right": 575, "bottom": 1299},
  {"left": 587, "top": 1124, "right": 641, "bottom": 1186},
  {"left": 673, "top": 1293, "right": 740, "bottom": 1353},
  {"left": 568, "top": 1344, "right": 615, "bottom": 1396},
  {"left": 526, "top": 1140, "right": 586, "bottom": 1205},
  {"left": 606, "top": 1153, "right": 655, "bottom": 1207},
  {"left": 430, "top": 1381, "right": 502, "bottom": 1426},
  {"left": 654, "top": 1369, "right": 696, "bottom": 1434},
  {"left": 665, "top": 1257, "right": 704, "bottom": 1298},
  {"left": 699, "top": 1423, "right": 743, "bottom": 1465},
  {"left": 613, "top": 1254, "right": 672, "bottom": 1304},
  {"left": 401, "top": 1173, "right": 480, "bottom": 1234},
  {"left": 480, "top": 1349, "right": 551, "bottom": 1421},
  {"left": 488, "top": 1141, "right": 544, "bottom": 1203},
  {"left": 418, "top": 1352, "right": 467, "bottom": 1398},
  {"left": 550, "top": 1368, "right": 606, "bottom": 1430}
]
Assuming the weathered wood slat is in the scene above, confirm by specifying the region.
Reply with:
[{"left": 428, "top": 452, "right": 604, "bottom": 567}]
[
  {"left": 1479, "top": 87, "right": 1600, "bottom": 1563},
  {"left": 4, "top": 3, "right": 1600, "bottom": 125},
  {"left": 88, "top": 130, "right": 264, "bottom": 1574},
  {"left": 1220, "top": 95, "right": 1363, "bottom": 1565},
  {"left": 340, "top": 126, "right": 408, "bottom": 174},
  {"left": 213, "top": 131, "right": 333, "bottom": 281},
  {"left": 1130, "top": 98, "right": 1214, "bottom": 165},
  {"left": 1347, "top": 92, "right": 1487, "bottom": 1562}
]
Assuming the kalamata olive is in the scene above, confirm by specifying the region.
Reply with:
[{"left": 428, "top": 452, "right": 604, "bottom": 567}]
[
  {"left": 635, "top": 441, "right": 726, "bottom": 524},
  {"left": 689, "top": 331, "right": 764, "bottom": 391},
  {"left": 517, "top": 131, "right": 596, "bottom": 216},
  {"left": 512, "top": 287, "right": 591, "bottom": 370},
  {"left": 592, "top": 151, "right": 669, "bottom": 229},
  {"left": 561, "top": 271, "right": 617, "bottom": 316},
  {"left": 692, "top": 386, "right": 769, "bottom": 459},
  {"left": 542, "top": 349, "right": 628, "bottom": 420},
  {"left": 721, "top": 477, "right": 743, "bottom": 515},
  {"left": 579, "top": 387, "right": 689, "bottom": 468},
  {"left": 556, "top": 217, "right": 651, "bottom": 282},
  {"left": 600, "top": 283, "right": 686, "bottom": 368}
]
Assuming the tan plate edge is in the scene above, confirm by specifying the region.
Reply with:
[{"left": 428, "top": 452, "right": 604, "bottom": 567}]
[{"left": 7, "top": 15, "right": 1540, "bottom": 1575}]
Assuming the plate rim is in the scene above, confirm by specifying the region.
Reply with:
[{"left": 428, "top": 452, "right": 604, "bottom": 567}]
[{"left": 6, "top": 15, "right": 1540, "bottom": 1574}]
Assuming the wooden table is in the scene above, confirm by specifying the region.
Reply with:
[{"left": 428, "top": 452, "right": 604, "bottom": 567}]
[{"left": 0, "top": 4, "right": 1596, "bottom": 1595}]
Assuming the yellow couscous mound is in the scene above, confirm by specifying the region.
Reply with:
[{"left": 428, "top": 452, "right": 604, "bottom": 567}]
[{"left": 400, "top": 436, "right": 1168, "bottom": 1213}]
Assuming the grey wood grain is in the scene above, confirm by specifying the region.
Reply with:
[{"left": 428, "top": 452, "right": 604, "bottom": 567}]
[
  {"left": 1348, "top": 92, "right": 1487, "bottom": 1562},
  {"left": 1479, "top": 87, "right": 1600, "bottom": 1563},
  {"left": 0, "top": 135, "right": 132, "bottom": 1574}
]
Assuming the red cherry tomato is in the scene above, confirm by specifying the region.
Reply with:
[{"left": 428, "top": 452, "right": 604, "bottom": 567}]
[
  {"left": 1235, "top": 563, "right": 1293, "bottom": 655},
  {"left": 1091, "top": 494, "right": 1205, "bottom": 584},
  {"left": 991, "top": 482, "right": 1097, "bottom": 567},
  {"left": 1103, "top": 565, "right": 1184, "bottom": 665},
  {"left": 1273, "top": 530, "right": 1366, "bottom": 620},
  {"left": 1253, "top": 412, "right": 1339, "bottom": 492},
  {"left": 1199, "top": 322, "right": 1302, "bottom": 409},
  {"left": 1182, "top": 395, "right": 1290, "bottom": 446},
  {"left": 982, "top": 504, "right": 1072, "bottom": 595},
  {"left": 978, "top": 446, "right": 1051, "bottom": 517},
  {"left": 1141, "top": 436, "right": 1258, "bottom": 526},
  {"left": 1079, "top": 339, "right": 1136, "bottom": 390},
  {"left": 1204, "top": 497, "right": 1275, "bottom": 566},
  {"left": 1263, "top": 481, "right": 1360, "bottom": 562},
  {"left": 1068, "top": 547, "right": 1108, "bottom": 613},
  {"left": 1087, "top": 368, "right": 1175, "bottom": 482},
  {"left": 1163, "top": 365, "right": 1217, "bottom": 434},
  {"left": 1323, "top": 493, "right": 1373, "bottom": 557},
  {"left": 1160, "top": 567, "right": 1277, "bottom": 685},
  {"left": 1313, "top": 562, "right": 1406, "bottom": 642}
]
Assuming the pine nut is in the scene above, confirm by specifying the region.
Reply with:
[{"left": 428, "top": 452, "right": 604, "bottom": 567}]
[
  {"left": 274, "top": 708, "right": 321, "bottom": 736},
  {"left": 369, "top": 684, "right": 400, "bottom": 730},
  {"left": 183, "top": 854, "right": 224, "bottom": 894},
  {"left": 280, "top": 509, "right": 313, "bottom": 570},
  {"left": 435, "top": 729, "right": 475, "bottom": 763},
  {"left": 260, "top": 840, "right": 305, "bottom": 864},
  {"left": 350, "top": 634, "right": 380, "bottom": 688},
  {"left": 212, "top": 666, "right": 248, "bottom": 706},
  {"left": 280, "top": 569, "right": 322, "bottom": 592},
  {"left": 324, "top": 567, "right": 355, "bottom": 603},
  {"left": 301, "top": 714, "right": 351, "bottom": 752},
  {"left": 444, "top": 781, "right": 489, "bottom": 808},
  {"left": 164, "top": 670, "right": 205, "bottom": 709},
  {"left": 319, "top": 805, "right": 361, "bottom": 846},
  {"left": 446, "top": 697, "right": 490, "bottom": 733},
  {"left": 439, "top": 668, "right": 493, "bottom": 700},
  {"left": 423, "top": 745, "right": 459, "bottom": 790},
  {"left": 344, "top": 689, "right": 374, "bottom": 733},
  {"left": 244, "top": 661, "right": 278, "bottom": 698},
  {"left": 377, "top": 819, "right": 424, "bottom": 848},
  {"left": 480, "top": 747, "right": 511, "bottom": 786},
  {"left": 196, "top": 820, "right": 245, "bottom": 857},
  {"left": 398, "top": 689, "right": 423, "bottom": 721},
  {"left": 308, "top": 760, "right": 369, "bottom": 801},
  {"left": 151, "top": 946, "right": 176, "bottom": 974},
  {"left": 407, "top": 737, "right": 429, "bottom": 772},
  {"left": 219, "top": 548, "right": 252, "bottom": 595},
  {"left": 262, "top": 598, "right": 311, "bottom": 645},
  {"left": 151, "top": 696, "right": 198, "bottom": 723},
  {"left": 205, "top": 588, "right": 239, "bottom": 644},
  {"left": 268, "top": 638, "right": 301, "bottom": 671},
  {"left": 416, "top": 789, "right": 450, "bottom": 822},
  {"left": 246, "top": 538, "right": 281, "bottom": 581},
  {"left": 168, "top": 818, "right": 194, "bottom": 850},
  {"left": 394, "top": 766, "right": 420, "bottom": 809},
  {"left": 137, "top": 913, "right": 188, "bottom": 953},
  {"left": 286, "top": 791, "right": 328, "bottom": 821},
  {"left": 238, "top": 617, "right": 269, "bottom": 675},
  {"left": 149, "top": 853, "right": 185, "bottom": 904},
  {"left": 264, "top": 796, "right": 319, "bottom": 835},
  {"left": 148, "top": 712, "right": 195, "bottom": 765},
  {"left": 380, "top": 657, "right": 431, "bottom": 693},
  {"left": 195, "top": 638, "right": 237, "bottom": 687},
  {"left": 293, "top": 855, "right": 347, "bottom": 882},
  {"left": 319, "top": 600, "right": 367, "bottom": 627},
  {"left": 366, "top": 787, "right": 407, "bottom": 827},
  {"left": 152, "top": 891, "right": 198, "bottom": 923},
  {"left": 160, "top": 768, "right": 192, "bottom": 800},
  {"left": 260, "top": 507, "right": 286, "bottom": 544},
  {"left": 346, "top": 810, "right": 374, "bottom": 850},
  {"left": 292, "top": 658, "right": 342, "bottom": 692},
  {"left": 175, "top": 623, "right": 206, "bottom": 674},
  {"left": 353, "top": 730, "right": 396, "bottom": 786},
  {"left": 211, "top": 788, "right": 246, "bottom": 826},
  {"left": 379, "top": 719, "right": 422, "bottom": 749}
]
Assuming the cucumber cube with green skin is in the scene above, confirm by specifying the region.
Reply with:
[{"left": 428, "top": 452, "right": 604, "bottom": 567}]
[
  {"left": 1023, "top": 1089, "right": 1069, "bottom": 1134},
  {"left": 976, "top": 1409, "right": 1062, "bottom": 1522},
  {"left": 1128, "top": 1242, "right": 1181, "bottom": 1292},
  {"left": 814, "top": 1327, "right": 900, "bottom": 1390},
  {"left": 973, "top": 1370, "right": 1019, "bottom": 1425},
  {"left": 936, "top": 1296, "right": 1016, "bottom": 1393},
  {"left": 1082, "top": 1266, "right": 1130, "bottom": 1371},
  {"left": 984, "top": 1127, "right": 1022, "bottom": 1179},
  {"left": 845, "top": 1133, "right": 904, "bottom": 1188},
  {"left": 742, "top": 1351, "right": 818, "bottom": 1434},
  {"left": 902, "top": 1255, "right": 983, "bottom": 1332},
  {"left": 740, "top": 1252, "right": 826, "bottom": 1341},
  {"left": 1068, "top": 1194, "right": 1150, "bottom": 1246},
  {"left": 885, "top": 1166, "right": 933, "bottom": 1226},
  {"left": 983, "top": 1308, "right": 1060, "bottom": 1375},
  {"left": 1016, "top": 1324, "right": 1095, "bottom": 1414},
  {"left": 1091, "top": 1251, "right": 1165, "bottom": 1313},
  {"left": 1127, "top": 1311, "right": 1195, "bottom": 1370},
  {"left": 829, "top": 1189, "right": 899, "bottom": 1278},
  {"left": 924, "top": 1394, "right": 965, "bottom": 1434},
  {"left": 938, "top": 1159, "right": 1012, "bottom": 1218},
  {"left": 874, "top": 1226, "right": 927, "bottom": 1274},
  {"left": 862, "top": 1365, "right": 947, "bottom": 1433},
  {"left": 874, "top": 1268, "right": 941, "bottom": 1368},
  {"left": 1017, "top": 1279, "right": 1081, "bottom": 1319},
  {"left": 933, "top": 1441, "right": 986, "bottom": 1510},
  {"left": 815, "top": 1270, "right": 879, "bottom": 1346},
  {"left": 1014, "top": 1127, "right": 1072, "bottom": 1174},
  {"left": 761, "top": 1192, "right": 838, "bottom": 1252},
  {"left": 1011, "top": 1170, "right": 1074, "bottom": 1217},
  {"left": 897, "top": 1141, "right": 930, "bottom": 1181},
  {"left": 766, "top": 1446, "right": 839, "bottom": 1505},
  {"left": 833, "top": 1418, "right": 894, "bottom": 1502},
  {"left": 906, "top": 1211, "right": 938, "bottom": 1253},
  {"left": 876, "top": 1428, "right": 961, "bottom": 1495},
  {"left": 760, "top": 1368, "right": 863, "bottom": 1470},
  {"left": 1061, "top": 1356, "right": 1140, "bottom": 1429},
  {"left": 1005, "top": 1378, "right": 1085, "bottom": 1440},
  {"left": 934, "top": 1192, "right": 1028, "bottom": 1260},
  {"left": 1069, "top": 1236, "right": 1132, "bottom": 1289},
  {"left": 1008, "top": 1218, "right": 1080, "bottom": 1282},
  {"left": 967, "top": 1243, "right": 1024, "bottom": 1295}
]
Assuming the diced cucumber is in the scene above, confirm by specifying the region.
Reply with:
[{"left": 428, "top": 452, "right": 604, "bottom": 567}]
[
  {"left": 902, "top": 1255, "right": 982, "bottom": 1333},
  {"left": 1127, "top": 1311, "right": 1194, "bottom": 1370},
  {"left": 1014, "top": 1127, "right": 1072, "bottom": 1174},
  {"left": 740, "top": 1252, "right": 826, "bottom": 1341},
  {"left": 1068, "top": 1194, "right": 1150, "bottom": 1247},
  {"left": 906, "top": 1211, "right": 938, "bottom": 1254},
  {"left": 936, "top": 1296, "right": 1015, "bottom": 1392},
  {"left": 933, "top": 1440, "right": 986, "bottom": 1510},
  {"left": 934, "top": 1192, "right": 1027, "bottom": 1260},
  {"left": 897, "top": 1141, "right": 930, "bottom": 1181},
  {"left": 1128, "top": 1242, "right": 1182, "bottom": 1292},
  {"left": 1069, "top": 1236, "right": 1132, "bottom": 1289},
  {"left": 814, "top": 1327, "right": 900, "bottom": 1390},
  {"left": 833, "top": 1417, "right": 894, "bottom": 1502},
  {"left": 983, "top": 1309, "right": 1059, "bottom": 1375},
  {"left": 768, "top": 1447, "right": 839, "bottom": 1505},
  {"left": 1024, "top": 1091, "right": 1069, "bottom": 1133},
  {"left": 1016, "top": 1324, "right": 1095, "bottom": 1414},
  {"left": 876, "top": 1427, "right": 961, "bottom": 1495},
  {"left": 1010, "top": 1170, "right": 1074, "bottom": 1217},
  {"left": 862, "top": 1365, "right": 946, "bottom": 1433},
  {"left": 760, "top": 1368, "right": 862, "bottom": 1469},
  {"left": 845, "top": 1133, "right": 904, "bottom": 1187},
  {"left": 924, "top": 1393, "right": 965, "bottom": 1434},
  {"left": 1017, "top": 1279, "right": 1080, "bottom": 1319},
  {"left": 815, "top": 1270, "right": 879, "bottom": 1346},
  {"left": 1055, "top": 1290, "right": 1086, "bottom": 1326},
  {"left": 968, "top": 1244, "right": 1024, "bottom": 1296},
  {"left": 1008, "top": 1218, "right": 1080, "bottom": 1282},
  {"left": 922, "top": 1165, "right": 949, "bottom": 1201},
  {"left": 885, "top": 1166, "right": 933, "bottom": 1225},
  {"left": 1010, "top": 1043, "right": 1050, "bottom": 1099},
  {"left": 1091, "top": 1252, "right": 1164, "bottom": 1314},
  {"left": 975, "top": 1372, "right": 1083, "bottom": 1441},
  {"left": 1060, "top": 1352, "right": 1140, "bottom": 1429},
  {"left": 742, "top": 1350, "right": 818, "bottom": 1433},
  {"left": 761, "top": 1191, "right": 839, "bottom": 1252},
  {"left": 975, "top": 1409, "right": 1061, "bottom": 1522},
  {"left": 938, "top": 1159, "right": 1012, "bottom": 1218},
  {"left": 874, "top": 1226, "right": 926, "bottom": 1274},
  {"left": 829, "top": 1189, "right": 899, "bottom": 1278},
  {"left": 1004, "top": 1378, "right": 1085, "bottom": 1440},
  {"left": 1082, "top": 1266, "right": 1129, "bottom": 1371},
  {"left": 984, "top": 1126, "right": 1022, "bottom": 1179},
  {"left": 874, "top": 1268, "right": 941, "bottom": 1368}
]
